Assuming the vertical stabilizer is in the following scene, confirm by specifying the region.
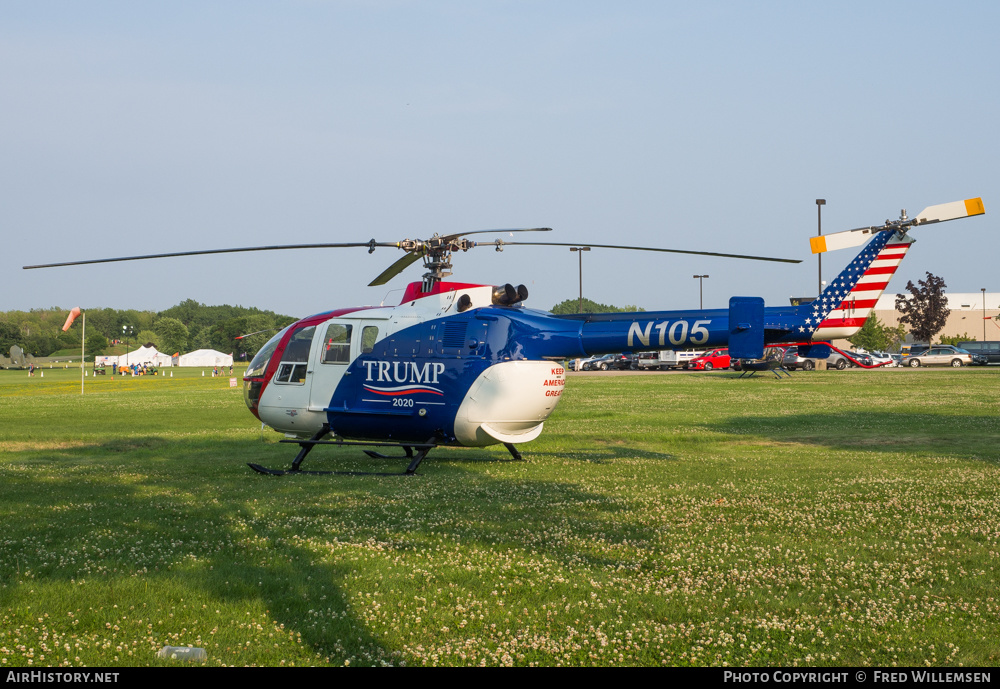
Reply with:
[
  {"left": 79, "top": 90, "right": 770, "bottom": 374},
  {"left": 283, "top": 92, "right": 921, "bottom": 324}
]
[{"left": 800, "top": 230, "right": 915, "bottom": 341}]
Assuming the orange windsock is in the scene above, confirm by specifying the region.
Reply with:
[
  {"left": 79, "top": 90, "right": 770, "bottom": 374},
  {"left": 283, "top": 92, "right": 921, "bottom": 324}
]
[{"left": 62, "top": 307, "right": 82, "bottom": 332}]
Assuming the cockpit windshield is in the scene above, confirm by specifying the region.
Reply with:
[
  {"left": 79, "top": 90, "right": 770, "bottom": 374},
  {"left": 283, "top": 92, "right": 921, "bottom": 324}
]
[{"left": 246, "top": 326, "right": 290, "bottom": 378}]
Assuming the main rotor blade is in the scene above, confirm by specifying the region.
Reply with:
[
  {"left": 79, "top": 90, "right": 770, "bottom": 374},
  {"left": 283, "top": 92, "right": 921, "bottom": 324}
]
[
  {"left": 495, "top": 241, "right": 801, "bottom": 264},
  {"left": 369, "top": 251, "right": 423, "bottom": 286},
  {"left": 439, "top": 227, "right": 552, "bottom": 242},
  {"left": 22, "top": 242, "right": 398, "bottom": 270},
  {"left": 235, "top": 327, "right": 283, "bottom": 340}
]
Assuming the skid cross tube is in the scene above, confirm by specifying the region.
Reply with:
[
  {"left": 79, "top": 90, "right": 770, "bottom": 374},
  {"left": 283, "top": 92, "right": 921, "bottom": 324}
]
[{"left": 248, "top": 425, "right": 438, "bottom": 475}]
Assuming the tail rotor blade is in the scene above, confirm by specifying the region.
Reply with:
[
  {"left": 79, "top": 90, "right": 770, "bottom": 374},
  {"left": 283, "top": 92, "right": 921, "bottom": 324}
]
[
  {"left": 810, "top": 197, "right": 986, "bottom": 255},
  {"left": 810, "top": 229, "right": 874, "bottom": 255},
  {"left": 915, "top": 197, "right": 984, "bottom": 225}
]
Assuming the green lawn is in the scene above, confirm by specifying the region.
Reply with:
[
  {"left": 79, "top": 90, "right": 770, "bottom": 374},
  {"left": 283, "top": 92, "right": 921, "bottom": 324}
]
[{"left": 0, "top": 366, "right": 998, "bottom": 667}]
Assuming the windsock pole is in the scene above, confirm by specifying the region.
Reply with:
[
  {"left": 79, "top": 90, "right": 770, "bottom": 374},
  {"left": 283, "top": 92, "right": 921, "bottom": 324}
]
[
  {"left": 62, "top": 307, "right": 85, "bottom": 395},
  {"left": 81, "top": 312, "right": 85, "bottom": 396}
]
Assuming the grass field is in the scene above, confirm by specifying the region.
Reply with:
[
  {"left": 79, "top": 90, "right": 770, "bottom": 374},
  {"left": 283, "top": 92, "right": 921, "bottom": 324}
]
[{"left": 0, "top": 365, "right": 998, "bottom": 667}]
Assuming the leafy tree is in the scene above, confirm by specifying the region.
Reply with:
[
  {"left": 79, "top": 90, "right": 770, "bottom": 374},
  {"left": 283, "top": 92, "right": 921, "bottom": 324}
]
[
  {"left": 135, "top": 330, "right": 159, "bottom": 348},
  {"left": 939, "top": 333, "right": 975, "bottom": 346},
  {"left": 0, "top": 320, "right": 20, "bottom": 353},
  {"left": 154, "top": 317, "right": 189, "bottom": 354},
  {"left": 848, "top": 313, "right": 906, "bottom": 352},
  {"left": 209, "top": 314, "right": 293, "bottom": 360},
  {"left": 24, "top": 332, "right": 58, "bottom": 357},
  {"left": 550, "top": 298, "right": 646, "bottom": 314},
  {"left": 159, "top": 298, "right": 202, "bottom": 325},
  {"left": 85, "top": 330, "right": 107, "bottom": 356},
  {"left": 57, "top": 329, "right": 80, "bottom": 348},
  {"left": 121, "top": 309, "right": 156, "bottom": 332},
  {"left": 85, "top": 308, "right": 119, "bottom": 340},
  {"left": 895, "top": 272, "right": 950, "bottom": 344},
  {"left": 188, "top": 325, "right": 214, "bottom": 351}
]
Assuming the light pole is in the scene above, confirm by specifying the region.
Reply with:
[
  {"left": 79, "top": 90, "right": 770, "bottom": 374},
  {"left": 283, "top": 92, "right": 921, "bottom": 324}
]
[
  {"left": 982, "top": 288, "right": 987, "bottom": 342},
  {"left": 816, "top": 199, "right": 826, "bottom": 296},
  {"left": 570, "top": 247, "right": 591, "bottom": 313},
  {"left": 693, "top": 275, "right": 709, "bottom": 309},
  {"left": 122, "top": 325, "right": 134, "bottom": 369}
]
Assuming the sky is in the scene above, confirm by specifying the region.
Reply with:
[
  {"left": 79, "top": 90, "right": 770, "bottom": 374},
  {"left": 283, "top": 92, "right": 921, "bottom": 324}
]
[{"left": 3, "top": 1, "right": 997, "bottom": 318}]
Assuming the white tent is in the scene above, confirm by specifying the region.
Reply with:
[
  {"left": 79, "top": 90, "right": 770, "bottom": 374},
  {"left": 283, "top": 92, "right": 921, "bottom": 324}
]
[
  {"left": 114, "top": 345, "right": 173, "bottom": 367},
  {"left": 177, "top": 349, "right": 234, "bottom": 367}
]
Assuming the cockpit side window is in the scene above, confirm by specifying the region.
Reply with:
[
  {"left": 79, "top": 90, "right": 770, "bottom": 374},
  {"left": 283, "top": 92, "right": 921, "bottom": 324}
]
[
  {"left": 322, "top": 323, "right": 353, "bottom": 364},
  {"left": 361, "top": 325, "right": 379, "bottom": 354},
  {"left": 274, "top": 325, "right": 316, "bottom": 384}
]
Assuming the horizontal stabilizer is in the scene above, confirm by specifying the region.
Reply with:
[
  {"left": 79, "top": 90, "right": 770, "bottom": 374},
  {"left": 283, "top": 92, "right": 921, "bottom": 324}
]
[{"left": 915, "top": 197, "right": 984, "bottom": 224}]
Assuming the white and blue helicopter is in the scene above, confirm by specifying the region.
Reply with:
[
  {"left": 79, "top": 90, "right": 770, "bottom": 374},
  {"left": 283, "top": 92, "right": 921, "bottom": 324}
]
[{"left": 25, "top": 198, "right": 983, "bottom": 475}]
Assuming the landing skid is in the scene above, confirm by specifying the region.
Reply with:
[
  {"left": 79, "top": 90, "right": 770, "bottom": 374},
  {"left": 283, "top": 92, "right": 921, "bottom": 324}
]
[
  {"left": 248, "top": 425, "right": 437, "bottom": 476},
  {"left": 247, "top": 425, "right": 527, "bottom": 476}
]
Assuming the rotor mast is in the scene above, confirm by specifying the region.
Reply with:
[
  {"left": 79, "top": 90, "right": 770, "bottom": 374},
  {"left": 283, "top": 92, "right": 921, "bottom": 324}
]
[{"left": 412, "top": 234, "right": 476, "bottom": 291}]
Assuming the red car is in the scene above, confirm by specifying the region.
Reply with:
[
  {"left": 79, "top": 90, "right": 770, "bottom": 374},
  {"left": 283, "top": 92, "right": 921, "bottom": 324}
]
[{"left": 686, "top": 348, "right": 731, "bottom": 370}]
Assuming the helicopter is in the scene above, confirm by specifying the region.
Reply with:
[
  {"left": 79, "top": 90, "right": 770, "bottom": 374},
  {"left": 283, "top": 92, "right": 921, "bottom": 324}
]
[{"left": 24, "top": 197, "right": 984, "bottom": 475}]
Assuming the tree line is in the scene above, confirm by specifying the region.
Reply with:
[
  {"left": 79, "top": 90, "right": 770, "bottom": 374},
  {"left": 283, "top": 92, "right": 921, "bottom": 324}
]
[
  {"left": 550, "top": 298, "right": 645, "bottom": 314},
  {"left": 0, "top": 300, "right": 297, "bottom": 361}
]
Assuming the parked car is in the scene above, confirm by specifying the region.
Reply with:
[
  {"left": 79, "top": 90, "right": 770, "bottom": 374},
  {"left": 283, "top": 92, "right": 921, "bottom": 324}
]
[
  {"left": 957, "top": 341, "right": 1000, "bottom": 364},
  {"left": 901, "top": 347, "right": 972, "bottom": 367},
  {"left": 782, "top": 346, "right": 815, "bottom": 371},
  {"left": 829, "top": 350, "right": 874, "bottom": 369},
  {"left": 613, "top": 352, "right": 639, "bottom": 370},
  {"left": 904, "top": 344, "right": 962, "bottom": 357},
  {"left": 583, "top": 354, "right": 617, "bottom": 371},
  {"left": 567, "top": 356, "right": 597, "bottom": 371},
  {"left": 866, "top": 351, "right": 897, "bottom": 367},
  {"left": 686, "top": 348, "right": 731, "bottom": 370}
]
